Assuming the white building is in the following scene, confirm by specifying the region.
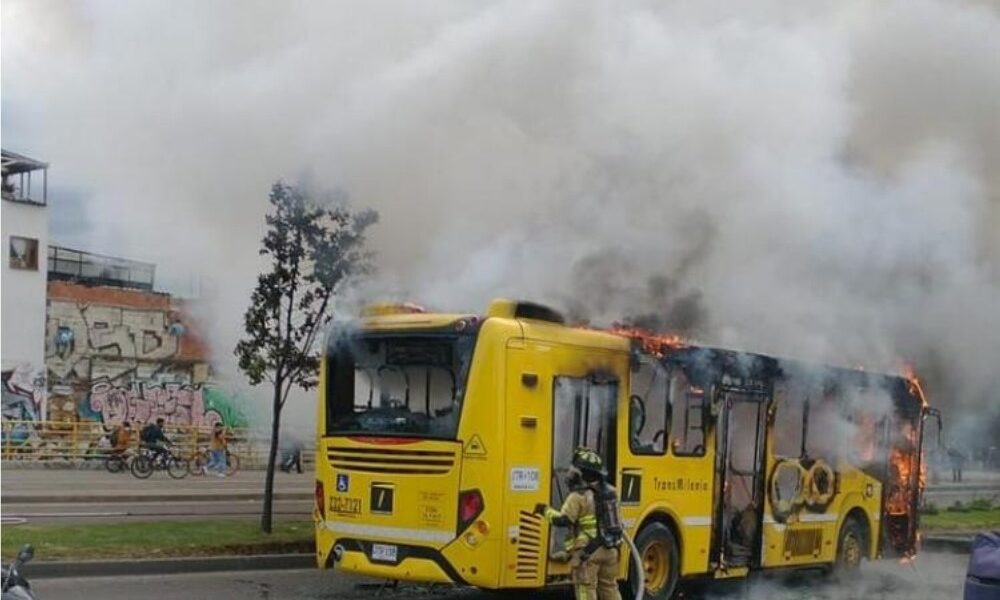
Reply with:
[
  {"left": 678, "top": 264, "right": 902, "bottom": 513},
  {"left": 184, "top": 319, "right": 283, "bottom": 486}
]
[{"left": 2, "top": 149, "right": 49, "bottom": 421}]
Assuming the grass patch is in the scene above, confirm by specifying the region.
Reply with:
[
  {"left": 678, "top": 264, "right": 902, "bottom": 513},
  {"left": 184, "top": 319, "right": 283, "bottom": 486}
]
[
  {"left": 1, "top": 520, "right": 314, "bottom": 561},
  {"left": 922, "top": 508, "right": 1000, "bottom": 532}
]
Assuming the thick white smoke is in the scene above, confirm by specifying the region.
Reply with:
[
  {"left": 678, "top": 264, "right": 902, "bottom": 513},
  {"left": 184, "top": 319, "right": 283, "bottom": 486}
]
[{"left": 2, "top": 0, "right": 998, "bottom": 436}]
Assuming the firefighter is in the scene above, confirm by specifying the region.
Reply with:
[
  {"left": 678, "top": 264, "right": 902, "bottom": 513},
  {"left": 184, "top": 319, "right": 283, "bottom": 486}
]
[{"left": 535, "top": 448, "right": 622, "bottom": 600}]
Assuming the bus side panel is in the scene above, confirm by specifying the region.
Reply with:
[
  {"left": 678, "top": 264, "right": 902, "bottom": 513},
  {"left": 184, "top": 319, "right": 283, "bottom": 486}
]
[
  {"left": 670, "top": 452, "right": 716, "bottom": 575},
  {"left": 316, "top": 358, "right": 334, "bottom": 568},
  {"left": 443, "top": 319, "right": 512, "bottom": 588},
  {"left": 498, "top": 342, "right": 550, "bottom": 588}
]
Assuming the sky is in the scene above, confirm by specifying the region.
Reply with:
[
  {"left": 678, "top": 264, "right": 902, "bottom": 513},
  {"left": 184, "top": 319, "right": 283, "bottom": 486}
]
[{"left": 3, "top": 0, "right": 999, "bottom": 436}]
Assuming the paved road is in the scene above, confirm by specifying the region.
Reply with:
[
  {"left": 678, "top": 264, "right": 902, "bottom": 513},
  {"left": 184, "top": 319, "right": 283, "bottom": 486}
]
[
  {"left": 1, "top": 469, "right": 313, "bottom": 499},
  {"left": 32, "top": 553, "right": 969, "bottom": 600},
  {"left": 1, "top": 468, "right": 313, "bottom": 524},
  {"left": 2, "top": 499, "right": 311, "bottom": 523}
]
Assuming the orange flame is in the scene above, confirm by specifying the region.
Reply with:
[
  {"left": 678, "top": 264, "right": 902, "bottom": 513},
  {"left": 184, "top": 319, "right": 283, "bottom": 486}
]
[
  {"left": 899, "top": 361, "right": 929, "bottom": 407},
  {"left": 606, "top": 324, "right": 686, "bottom": 357}
]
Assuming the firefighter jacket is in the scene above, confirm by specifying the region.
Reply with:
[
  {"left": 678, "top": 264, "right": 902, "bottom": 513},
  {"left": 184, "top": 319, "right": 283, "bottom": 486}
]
[{"left": 543, "top": 489, "right": 597, "bottom": 552}]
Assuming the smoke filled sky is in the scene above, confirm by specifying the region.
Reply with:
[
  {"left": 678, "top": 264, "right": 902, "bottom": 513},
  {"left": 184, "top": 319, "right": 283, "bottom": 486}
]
[{"left": 3, "top": 1, "right": 998, "bottom": 434}]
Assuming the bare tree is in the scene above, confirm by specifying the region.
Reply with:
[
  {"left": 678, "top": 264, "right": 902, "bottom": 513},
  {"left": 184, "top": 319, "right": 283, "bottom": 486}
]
[{"left": 236, "top": 181, "right": 376, "bottom": 533}]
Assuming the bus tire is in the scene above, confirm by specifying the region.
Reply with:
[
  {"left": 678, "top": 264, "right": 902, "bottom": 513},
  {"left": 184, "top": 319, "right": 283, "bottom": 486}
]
[
  {"left": 834, "top": 517, "right": 865, "bottom": 574},
  {"left": 629, "top": 522, "right": 679, "bottom": 600}
]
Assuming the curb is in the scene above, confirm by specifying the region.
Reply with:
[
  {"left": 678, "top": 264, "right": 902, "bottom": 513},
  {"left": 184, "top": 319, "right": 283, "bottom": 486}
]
[
  {"left": 925, "top": 485, "right": 1000, "bottom": 494},
  {"left": 2, "top": 492, "right": 312, "bottom": 504},
  {"left": 26, "top": 553, "right": 315, "bottom": 579}
]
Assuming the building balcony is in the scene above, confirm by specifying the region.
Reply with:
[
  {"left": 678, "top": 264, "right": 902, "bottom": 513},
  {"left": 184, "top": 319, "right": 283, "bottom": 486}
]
[
  {"left": 48, "top": 245, "right": 156, "bottom": 290},
  {"left": 1, "top": 149, "right": 48, "bottom": 206}
]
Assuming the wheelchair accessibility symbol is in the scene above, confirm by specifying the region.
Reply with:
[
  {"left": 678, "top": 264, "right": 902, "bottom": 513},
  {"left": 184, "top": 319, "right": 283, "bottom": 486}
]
[{"left": 336, "top": 473, "right": 349, "bottom": 493}]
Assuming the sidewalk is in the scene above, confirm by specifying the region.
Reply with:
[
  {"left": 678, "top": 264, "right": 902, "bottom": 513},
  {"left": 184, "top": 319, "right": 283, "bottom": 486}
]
[
  {"left": 1, "top": 468, "right": 313, "bottom": 504},
  {"left": 927, "top": 469, "right": 1000, "bottom": 488}
]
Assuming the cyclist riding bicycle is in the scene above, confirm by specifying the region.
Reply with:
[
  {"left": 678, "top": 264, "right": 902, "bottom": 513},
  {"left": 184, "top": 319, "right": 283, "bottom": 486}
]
[
  {"left": 139, "top": 418, "right": 171, "bottom": 464},
  {"left": 110, "top": 421, "right": 133, "bottom": 456}
]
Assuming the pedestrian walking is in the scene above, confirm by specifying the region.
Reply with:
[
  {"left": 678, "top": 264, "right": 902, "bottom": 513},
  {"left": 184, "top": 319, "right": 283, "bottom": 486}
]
[
  {"left": 205, "top": 423, "right": 228, "bottom": 477},
  {"left": 280, "top": 432, "right": 303, "bottom": 474},
  {"left": 948, "top": 445, "right": 966, "bottom": 483}
]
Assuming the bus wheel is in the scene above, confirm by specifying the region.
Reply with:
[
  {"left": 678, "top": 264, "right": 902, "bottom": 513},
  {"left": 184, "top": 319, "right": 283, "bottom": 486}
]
[
  {"left": 835, "top": 517, "right": 865, "bottom": 573},
  {"left": 630, "top": 522, "right": 679, "bottom": 600}
]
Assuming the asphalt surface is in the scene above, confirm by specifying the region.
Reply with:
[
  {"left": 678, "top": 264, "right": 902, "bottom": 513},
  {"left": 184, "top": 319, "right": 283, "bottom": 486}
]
[
  {"left": 1, "top": 468, "right": 313, "bottom": 499},
  {"left": 1, "top": 468, "right": 313, "bottom": 524},
  {"left": 30, "top": 552, "right": 970, "bottom": 600},
  {"left": 2, "top": 498, "right": 312, "bottom": 523}
]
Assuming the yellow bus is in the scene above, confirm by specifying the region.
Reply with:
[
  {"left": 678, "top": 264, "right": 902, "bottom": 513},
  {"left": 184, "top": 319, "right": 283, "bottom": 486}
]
[{"left": 315, "top": 299, "right": 937, "bottom": 598}]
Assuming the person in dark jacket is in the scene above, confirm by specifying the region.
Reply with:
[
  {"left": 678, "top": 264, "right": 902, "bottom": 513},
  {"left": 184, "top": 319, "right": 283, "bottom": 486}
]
[
  {"left": 280, "top": 432, "right": 303, "bottom": 473},
  {"left": 949, "top": 445, "right": 967, "bottom": 483},
  {"left": 140, "top": 418, "right": 171, "bottom": 464}
]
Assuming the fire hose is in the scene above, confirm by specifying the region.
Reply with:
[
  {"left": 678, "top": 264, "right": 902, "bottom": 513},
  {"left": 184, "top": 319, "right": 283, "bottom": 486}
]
[{"left": 624, "top": 532, "right": 645, "bottom": 600}]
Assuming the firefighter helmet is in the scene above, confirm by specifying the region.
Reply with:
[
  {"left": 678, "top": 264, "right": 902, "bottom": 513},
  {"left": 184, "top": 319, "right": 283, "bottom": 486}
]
[{"left": 572, "top": 447, "right": 606, "bottom": 478}]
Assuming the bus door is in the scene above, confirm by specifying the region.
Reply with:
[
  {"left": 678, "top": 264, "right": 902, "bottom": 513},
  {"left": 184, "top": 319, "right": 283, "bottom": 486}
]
[
  {"left": 500, "top": 345, "right": 620, "bottom": 587},
  {"left": 549, "top": 373, "right": 619, "bottom": 562},
  {"left": 712, "top": 387, "right": 768, "bottom": 569}
]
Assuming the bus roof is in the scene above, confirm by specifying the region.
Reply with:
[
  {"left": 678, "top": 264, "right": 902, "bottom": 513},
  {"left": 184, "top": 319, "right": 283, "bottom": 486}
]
[{"left": 339, "top": 298, "right": 927, "bottom": 412}]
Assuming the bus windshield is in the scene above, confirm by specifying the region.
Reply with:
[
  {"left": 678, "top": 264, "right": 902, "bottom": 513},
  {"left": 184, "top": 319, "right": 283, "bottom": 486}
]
[{"left": 326, "top": 332, "right": 477, "bottom": 439}]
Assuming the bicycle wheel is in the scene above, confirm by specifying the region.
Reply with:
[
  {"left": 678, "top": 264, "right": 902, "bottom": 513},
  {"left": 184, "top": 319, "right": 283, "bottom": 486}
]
[
  {"left": 226, "top": 453, "right": 240, "bottom": 476},
  {"left": 130, "top": 455, "right": 154, "bottom": 479},
  {"left": 189, "top": 451, "right": 209, "bottom": 476},
  {"left": 167, "top": 456, "right": 190, "bottom": 479},
  {"left": 104, "top": 454, "right": 125, "bottom": 474}
]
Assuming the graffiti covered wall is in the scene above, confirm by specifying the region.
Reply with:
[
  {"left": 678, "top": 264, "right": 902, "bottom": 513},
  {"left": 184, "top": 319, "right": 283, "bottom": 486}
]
[
  {"left": 2, "top": 364, "right": 45, "bottom": 422},
  {"left": 44, "top": 281, "right": 247, "bottom": 428}
]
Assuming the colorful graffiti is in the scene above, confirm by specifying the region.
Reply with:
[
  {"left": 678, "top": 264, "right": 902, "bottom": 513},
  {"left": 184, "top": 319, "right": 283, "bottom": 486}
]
[
  {"left": 44, "top": 292, "right": 249, "bottom": 428},
  {"left": 1, "top": 365, "right": 45, "bottom": 422},
  {"left": 81, "top": 380, "right": 249, "bottom": 428},
  {"left": 87, "top": 380, "right": 206, "bottom": 427}
]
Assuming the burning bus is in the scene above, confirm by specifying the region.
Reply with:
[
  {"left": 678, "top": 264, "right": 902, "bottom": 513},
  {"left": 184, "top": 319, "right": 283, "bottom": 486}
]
[{"left": 314, "top": 298, "right": 938, "bottom": 599}]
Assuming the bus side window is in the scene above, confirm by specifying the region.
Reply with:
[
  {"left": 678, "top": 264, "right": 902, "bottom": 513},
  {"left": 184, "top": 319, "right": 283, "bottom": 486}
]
[
  {"left": 669, "top": 371, "right": 706, "bottom": 456},
  {"left": 773, "top": 382, "right": 806, "bottom": 458},
  {"left": 629, "top": 361, "right": 668, "bottom": 455}
]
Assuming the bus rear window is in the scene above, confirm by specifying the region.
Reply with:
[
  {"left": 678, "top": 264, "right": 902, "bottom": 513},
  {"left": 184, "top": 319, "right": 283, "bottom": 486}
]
[{"left": 326, "top": 333, "right": 476, "bottom": 439}]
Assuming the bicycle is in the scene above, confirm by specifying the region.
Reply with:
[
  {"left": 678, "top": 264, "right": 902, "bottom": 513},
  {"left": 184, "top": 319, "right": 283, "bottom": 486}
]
[
  {"left": 103, "top": 450, "right": 132, "bottom": 474},
  {"left": 130, "top": 445, "right": 189, "bottom": 479},
  {"left": 188, "top": 447, "right": 240, "bottom": 477}
]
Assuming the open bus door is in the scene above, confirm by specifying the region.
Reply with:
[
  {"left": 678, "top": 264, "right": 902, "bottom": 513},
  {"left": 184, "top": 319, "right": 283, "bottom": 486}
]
[
  {"left": 883, "top": 395, "right": 937, "bottom": 556},
  {"left": 500, "top": 344, "right": 621, "bottom": 588},
  {"left": 549, "top": 373, "right": 619, "bottom": 568},
  {"left": 711, "top": 384, "right": 769, "bottom": 571}
]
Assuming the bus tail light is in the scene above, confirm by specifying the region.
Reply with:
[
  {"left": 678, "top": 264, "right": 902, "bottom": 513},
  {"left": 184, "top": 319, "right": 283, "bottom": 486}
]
[
  {"left": 457, "top": 489, "right": 484, "bottom": 533},
  {"left": 315, "top": 480, "right": 326, "bottom": 520}
]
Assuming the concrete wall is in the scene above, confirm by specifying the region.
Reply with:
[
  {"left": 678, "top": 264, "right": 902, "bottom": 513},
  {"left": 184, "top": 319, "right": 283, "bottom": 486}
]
[{"left": 1, "top": 198, "right": 49, "bottom": 421}]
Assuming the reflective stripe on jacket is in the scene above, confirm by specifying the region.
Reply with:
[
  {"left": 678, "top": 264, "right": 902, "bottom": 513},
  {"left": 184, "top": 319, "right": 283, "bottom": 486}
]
[{"left": 543, "top": 489, "right": 597, "bottom": 551}]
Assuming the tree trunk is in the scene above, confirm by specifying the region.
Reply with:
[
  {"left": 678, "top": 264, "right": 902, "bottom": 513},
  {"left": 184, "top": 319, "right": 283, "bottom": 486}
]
[{"left": 261, "top": 380, "right": 283, "bottom": 534}]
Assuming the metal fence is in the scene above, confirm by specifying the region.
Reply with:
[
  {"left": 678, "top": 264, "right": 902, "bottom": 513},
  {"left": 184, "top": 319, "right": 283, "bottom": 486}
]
[
  {"left": 47, "top": 245, "right": 156, "bottom": 290},
  {"left": 0, "top": 420, "right": 313, "bottom": 469}
]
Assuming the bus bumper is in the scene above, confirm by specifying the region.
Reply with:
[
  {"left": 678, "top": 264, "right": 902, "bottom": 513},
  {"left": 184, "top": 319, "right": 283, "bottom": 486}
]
[{"left": 327, "top": 539, "right": 467, "bottom": 585}]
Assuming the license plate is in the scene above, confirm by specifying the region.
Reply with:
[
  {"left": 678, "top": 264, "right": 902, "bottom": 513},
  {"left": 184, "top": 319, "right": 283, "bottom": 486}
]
[
  {"left": 331, "top": 496, "right": 361, "bottom": 516},
  {"left": 371, "top": 543, "right": 397, "bottom": 563}
]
